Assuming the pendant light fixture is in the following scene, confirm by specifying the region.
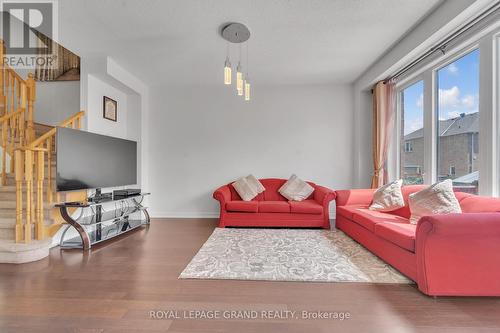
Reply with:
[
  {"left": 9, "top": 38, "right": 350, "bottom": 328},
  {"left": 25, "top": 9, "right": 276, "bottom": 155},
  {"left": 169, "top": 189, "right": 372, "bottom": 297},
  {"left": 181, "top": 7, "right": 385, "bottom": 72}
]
[
  {"left": 236, "top": 45, "right": 243, "bottom": 95},
  {"left": 244, "top": 80, "right": 250, "bottom": 101},
  {"left": 221, "top": 22, "right": 251, "bottom": 100},
  {"left": 224, "top": 43, "right": 231, "bottom": 85},
  {"left": 244, "top": 42, "right": 250, "bottom": 101}
]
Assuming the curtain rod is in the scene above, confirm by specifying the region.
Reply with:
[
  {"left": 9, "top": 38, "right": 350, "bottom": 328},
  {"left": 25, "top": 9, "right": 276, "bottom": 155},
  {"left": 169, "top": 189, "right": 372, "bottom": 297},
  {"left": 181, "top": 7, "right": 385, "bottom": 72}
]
[{"left": 383, "top": 1, "right": 500, "bottom": 84}]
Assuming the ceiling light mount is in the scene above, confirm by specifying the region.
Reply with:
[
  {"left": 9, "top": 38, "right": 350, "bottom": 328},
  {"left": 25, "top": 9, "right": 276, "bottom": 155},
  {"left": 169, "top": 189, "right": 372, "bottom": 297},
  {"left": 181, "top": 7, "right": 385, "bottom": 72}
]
[{"left": 221, "top": 23, "right": 250, "bottom": 43}]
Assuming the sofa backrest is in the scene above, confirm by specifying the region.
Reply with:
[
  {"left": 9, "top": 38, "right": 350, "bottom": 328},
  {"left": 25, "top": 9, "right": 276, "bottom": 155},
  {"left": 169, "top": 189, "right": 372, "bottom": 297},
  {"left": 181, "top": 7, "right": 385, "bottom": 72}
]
[
  {"left": 227, "top": 178, "right": 316, "bottom": 201},
  {"left": 459, "top": 195, "right": 500, "bottom": 213}
]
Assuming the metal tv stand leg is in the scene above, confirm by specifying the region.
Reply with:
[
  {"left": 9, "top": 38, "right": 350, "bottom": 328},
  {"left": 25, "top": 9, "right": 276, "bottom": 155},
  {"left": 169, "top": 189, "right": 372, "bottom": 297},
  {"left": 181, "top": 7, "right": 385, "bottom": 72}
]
[{"left": 60, "top": 206, "right": 91, "bottom": 250}]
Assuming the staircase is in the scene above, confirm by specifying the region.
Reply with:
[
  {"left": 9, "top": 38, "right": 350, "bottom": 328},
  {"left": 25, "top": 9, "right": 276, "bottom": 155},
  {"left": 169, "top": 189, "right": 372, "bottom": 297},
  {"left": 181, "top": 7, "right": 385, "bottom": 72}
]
[
  {"left": 0, "top": 40, "right": 85, "bottom": 263},
  {"left": 0, "top": 123, "right": 53, "bottom": 238}
]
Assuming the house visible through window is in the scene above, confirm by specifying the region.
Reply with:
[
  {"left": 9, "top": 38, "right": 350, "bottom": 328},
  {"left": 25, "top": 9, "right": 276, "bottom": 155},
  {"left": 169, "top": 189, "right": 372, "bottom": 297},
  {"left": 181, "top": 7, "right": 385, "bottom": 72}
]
[
  {"left": 437, "top": 49, "right": 479, "bottom": 194},
  {"left": 400, "top": 80, "right": 424, "bottom": 185}
]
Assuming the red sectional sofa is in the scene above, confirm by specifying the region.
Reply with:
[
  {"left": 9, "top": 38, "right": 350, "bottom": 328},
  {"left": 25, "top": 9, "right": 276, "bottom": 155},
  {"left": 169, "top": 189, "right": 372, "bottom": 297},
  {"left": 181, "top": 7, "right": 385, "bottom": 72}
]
[
  {"left": 335, "top": 185, "right": 500, "bottom": 296},
  {"left": 213, "top": 178, "right": 335, "bottom": 228}
]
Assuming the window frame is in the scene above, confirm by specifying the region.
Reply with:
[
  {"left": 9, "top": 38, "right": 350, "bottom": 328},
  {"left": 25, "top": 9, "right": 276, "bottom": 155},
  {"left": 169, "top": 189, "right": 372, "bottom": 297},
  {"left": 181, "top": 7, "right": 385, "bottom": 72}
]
[
  {"left": 449, "top": 165, "right": 456, "bottom": 177},
  {"left": 404, "top": 141, "right": 413, "bottom": 153},
  {"left": 394, "top": 76, "right": 425, "bottom": 184},
  {"left": 393, "top": 26, "right": 500, "bottom": 196}
]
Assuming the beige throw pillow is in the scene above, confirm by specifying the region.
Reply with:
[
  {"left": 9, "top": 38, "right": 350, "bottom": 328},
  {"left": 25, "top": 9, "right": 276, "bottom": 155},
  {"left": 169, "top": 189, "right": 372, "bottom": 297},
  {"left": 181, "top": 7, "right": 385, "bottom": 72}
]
[
  {"left": 279, "top": 174, "right": 314, "bottom": 201},
  {"left": 232, "top": 177, "right": 258, "bottom": 201},
  {"left": 369, "top": 179, "right": 405, "bottom": 212},
  {"left": 245, "top": 174, "right": 265, "bottom": 193},
  {"left": 408, "top": 179, "right": 461, "bottom": 224}
]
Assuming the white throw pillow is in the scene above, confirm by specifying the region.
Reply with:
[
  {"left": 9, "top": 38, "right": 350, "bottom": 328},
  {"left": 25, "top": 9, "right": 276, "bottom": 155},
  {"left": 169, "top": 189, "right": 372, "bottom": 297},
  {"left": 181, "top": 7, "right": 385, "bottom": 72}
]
[
  {"left": 232, "top": 177, "right": 258, "bottom": 201},
  {"left": 279, "top": 174, "right": 314, "bottom": 201},
  {"left": 245, "top": 174, "right": 265, "bottom": 193},
  {"left": 408, "top": 179, "right": 461, "bottom": 224},
  {"left": 369, "top": 179, "right": 405, "bottom": 212}
]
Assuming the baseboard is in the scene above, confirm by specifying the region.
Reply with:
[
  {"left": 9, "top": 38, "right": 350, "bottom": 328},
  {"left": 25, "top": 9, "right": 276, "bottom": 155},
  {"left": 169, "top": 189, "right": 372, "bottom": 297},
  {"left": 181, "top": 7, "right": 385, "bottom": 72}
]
[
  {"left": 150, "top": 211, "right": 219, "bottom": 219},
  {"left": 150, "top": 210, "right": 336, "bottom": 219}
]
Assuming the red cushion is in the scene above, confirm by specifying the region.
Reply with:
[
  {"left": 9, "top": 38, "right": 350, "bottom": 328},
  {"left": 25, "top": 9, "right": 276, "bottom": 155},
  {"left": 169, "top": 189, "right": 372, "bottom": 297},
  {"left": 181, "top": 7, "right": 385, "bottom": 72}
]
[
  {"left": 460, "top": 196, "right": 500, "bottom": 213},
  {"left": 261, "top": 179, "right": 288, "bottom": 201},
  {"left": 226, "top": 201, "right": 258, "bottom": 213},
  {"left": 290, "top": 200, "right": 323, "bottom": 214},
  {"left": 352, "top": 209, "right": 409, "bottom": 232},
  {"left": 336, "top": 205, "right": 367, "bottom": 219},
  {"left": 259, "top": 201, "right": 290, "bottom": 213},
  {"left": 374, "top": 222, "right": 416, "bottom": 252}
]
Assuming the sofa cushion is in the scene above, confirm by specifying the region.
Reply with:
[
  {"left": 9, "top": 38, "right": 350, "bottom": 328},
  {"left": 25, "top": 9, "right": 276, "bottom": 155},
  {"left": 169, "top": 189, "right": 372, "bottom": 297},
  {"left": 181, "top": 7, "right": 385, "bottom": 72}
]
[
  {"left": 226, "top": 201, "right": 259, "bottom": 213},
  {"left": 246, "top": 174, "right": 265, "bottom": 193},
  {"left": 369, "top": 179, "right": 405, "bottom": 212},
  {"left": 408, "top": 179, "right": 461, "bottom": 224},
  {"left": 290, "top": 200, "right": 323, "bottom": 214},
  {"left": 279, "top": 174, "right": 315, "bottom": 201},
  {"left": 232, "top": 177, "right": 259, "bottom": 201},
  {"left": 336, "top": 205, "right": 367, "bottom": 219},
  {"left": 259, "top": 201, "right": 290, "bottom": 213},
  {"left": 389, "top": 188, "right": 472, "bottom": 219},
  {"left": 229, "top": 184, "right": 263, "bottom": 201},
  {"left": 374, "top": 222, "right": 416, "bottom": 252},
  {"left": 352, "top": 209, "right": 409, "bottom": 232}
]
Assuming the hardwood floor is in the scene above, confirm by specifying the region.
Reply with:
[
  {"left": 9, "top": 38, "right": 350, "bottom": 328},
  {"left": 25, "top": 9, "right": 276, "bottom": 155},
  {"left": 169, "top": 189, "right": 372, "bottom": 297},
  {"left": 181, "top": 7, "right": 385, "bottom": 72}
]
[{"left": 1, "top": 218, "right": 499, "bottom": 332}]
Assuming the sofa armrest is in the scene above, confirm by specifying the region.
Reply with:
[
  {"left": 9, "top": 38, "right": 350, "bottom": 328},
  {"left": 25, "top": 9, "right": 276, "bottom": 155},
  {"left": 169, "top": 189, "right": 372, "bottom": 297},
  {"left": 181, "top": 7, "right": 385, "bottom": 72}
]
[
  {"left": 335, "top": 189, "right": 375, "bottom": 207},
  {"left": 416, "top": 213, "right": 500, "bottom": 296},
  {"left": 313, "top": 185, "right": 336, "bottom": 206},
  {"left": 213, "top": 185, "right": 231, "bottom": 207}
]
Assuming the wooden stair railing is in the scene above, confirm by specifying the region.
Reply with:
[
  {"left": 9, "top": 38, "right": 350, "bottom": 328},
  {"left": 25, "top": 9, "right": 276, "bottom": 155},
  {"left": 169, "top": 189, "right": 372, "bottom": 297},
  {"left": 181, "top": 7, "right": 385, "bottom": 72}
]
[
  {"left": 14, "top": 111, "right": 85, "bottom": 243},
  {"left": 0, "top": 40, "right": 37, "bottom": 186}
]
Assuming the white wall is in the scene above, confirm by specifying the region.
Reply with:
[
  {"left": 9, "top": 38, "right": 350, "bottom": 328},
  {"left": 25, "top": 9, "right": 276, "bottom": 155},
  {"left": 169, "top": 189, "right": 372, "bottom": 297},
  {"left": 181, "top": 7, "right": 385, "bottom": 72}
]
[
  {"left": 148, "top": 84, "right": 353, "bottom": 218},
  {"left": 86, "top": 74, "right": 128, "bottom": 139},
  {"left": 34, "top": 81, "right": 80, "bottom": 125}
]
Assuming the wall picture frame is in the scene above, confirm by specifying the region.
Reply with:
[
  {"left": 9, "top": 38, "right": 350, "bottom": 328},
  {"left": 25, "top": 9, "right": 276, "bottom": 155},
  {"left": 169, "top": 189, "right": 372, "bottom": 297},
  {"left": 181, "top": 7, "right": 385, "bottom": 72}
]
[{"left": 103, "top": 96, "right": 117, "bottom": 122}]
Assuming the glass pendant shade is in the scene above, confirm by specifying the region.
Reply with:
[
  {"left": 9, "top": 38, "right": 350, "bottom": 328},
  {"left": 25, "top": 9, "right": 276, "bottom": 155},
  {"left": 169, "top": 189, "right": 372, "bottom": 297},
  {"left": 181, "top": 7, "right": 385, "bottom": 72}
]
[
  {"left": 245, "top": 80, "right": 250, "bottom": 101},
  {"left": 224, "top": 58, "right": 231, "bottom": 85},
  {"left": 236, "top": 63, "right": 243, "bottom": 94}
]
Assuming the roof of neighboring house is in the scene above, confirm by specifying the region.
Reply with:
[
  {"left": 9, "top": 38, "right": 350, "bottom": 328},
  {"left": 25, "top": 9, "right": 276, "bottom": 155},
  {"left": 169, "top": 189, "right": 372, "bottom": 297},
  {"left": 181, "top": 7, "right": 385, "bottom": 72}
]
[
  {"left": 452, "top": 170, "right": 479, "bottom": 184},
  {"left": 404, "top": 112, "right": 478, "bottom": 140}
]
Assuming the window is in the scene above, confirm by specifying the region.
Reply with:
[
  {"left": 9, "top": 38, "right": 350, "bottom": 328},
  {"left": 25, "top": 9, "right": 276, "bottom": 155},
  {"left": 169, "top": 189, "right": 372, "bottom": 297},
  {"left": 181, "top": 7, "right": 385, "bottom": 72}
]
[
  {"left": 436, "top": 49, "right": 479, "bottom": 194},
  {"left": 400, "top": 80, "right": 424, "bottom": 185},
  {"left": 394, "top": 27, "right": 500, "bottom": 196}
]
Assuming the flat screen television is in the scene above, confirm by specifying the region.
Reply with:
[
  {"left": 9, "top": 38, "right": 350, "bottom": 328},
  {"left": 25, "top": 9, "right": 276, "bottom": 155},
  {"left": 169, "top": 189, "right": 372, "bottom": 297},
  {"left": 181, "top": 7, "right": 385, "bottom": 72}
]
[{"left": 56, "top": 127, "right": 137, "bottom": 192}]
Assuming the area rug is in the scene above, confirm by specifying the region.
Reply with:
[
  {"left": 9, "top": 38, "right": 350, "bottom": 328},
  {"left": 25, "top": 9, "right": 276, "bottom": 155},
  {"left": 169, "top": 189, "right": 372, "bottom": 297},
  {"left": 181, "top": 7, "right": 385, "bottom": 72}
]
[{"left": 179, "top": 228, "right": 412, "bottom": 284}]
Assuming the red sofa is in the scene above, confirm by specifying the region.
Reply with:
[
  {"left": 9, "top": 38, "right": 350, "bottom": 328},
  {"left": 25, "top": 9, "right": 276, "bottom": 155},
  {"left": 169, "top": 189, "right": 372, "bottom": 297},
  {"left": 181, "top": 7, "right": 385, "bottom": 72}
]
[
  {"left": 336, "top": 185, "right": 500, "bottom": 296},
  {"left": 213, "top": 178, "right": 335, "bottom": 228}
]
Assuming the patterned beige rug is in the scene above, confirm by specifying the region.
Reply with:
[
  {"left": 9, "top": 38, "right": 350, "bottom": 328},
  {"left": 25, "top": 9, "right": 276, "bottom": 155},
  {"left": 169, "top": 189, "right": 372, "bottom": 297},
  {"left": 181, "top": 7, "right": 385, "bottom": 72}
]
[{"left": 179, "top": 228, "right": 412, "bottom": 284}]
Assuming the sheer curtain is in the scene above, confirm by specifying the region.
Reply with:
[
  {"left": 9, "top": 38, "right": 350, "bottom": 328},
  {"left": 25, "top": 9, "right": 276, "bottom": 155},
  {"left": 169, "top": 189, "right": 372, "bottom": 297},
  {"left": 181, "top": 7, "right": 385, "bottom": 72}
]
[{"left": 371, "top": 80, "right": 395, "bottom": 188}]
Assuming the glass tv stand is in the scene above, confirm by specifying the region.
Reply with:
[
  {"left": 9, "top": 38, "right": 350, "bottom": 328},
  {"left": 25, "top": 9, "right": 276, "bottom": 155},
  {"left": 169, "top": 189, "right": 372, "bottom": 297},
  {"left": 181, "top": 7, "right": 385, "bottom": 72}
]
[{"left": 57, "top": 193, "right": 150, "bottom": 250}]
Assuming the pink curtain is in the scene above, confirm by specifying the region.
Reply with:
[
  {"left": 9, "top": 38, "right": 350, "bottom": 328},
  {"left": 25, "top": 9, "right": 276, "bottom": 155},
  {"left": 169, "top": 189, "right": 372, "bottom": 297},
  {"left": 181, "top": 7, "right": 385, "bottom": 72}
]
[{"left": 371, "top": 80, "right": 395, "bottom": 188}]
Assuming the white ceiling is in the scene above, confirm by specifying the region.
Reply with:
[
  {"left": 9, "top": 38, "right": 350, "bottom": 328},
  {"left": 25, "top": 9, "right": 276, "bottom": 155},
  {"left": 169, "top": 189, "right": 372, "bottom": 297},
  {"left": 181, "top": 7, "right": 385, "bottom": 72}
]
[{"left": 58, "top": 0, "right": 443, "bottom": 86}]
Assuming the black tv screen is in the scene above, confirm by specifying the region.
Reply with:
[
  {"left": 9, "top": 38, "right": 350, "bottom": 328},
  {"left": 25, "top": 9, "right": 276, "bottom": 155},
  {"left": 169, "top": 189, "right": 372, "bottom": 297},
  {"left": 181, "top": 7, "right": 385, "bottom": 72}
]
[{"left": 56, "top": 127, "right": 137, "bottom": 192}]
